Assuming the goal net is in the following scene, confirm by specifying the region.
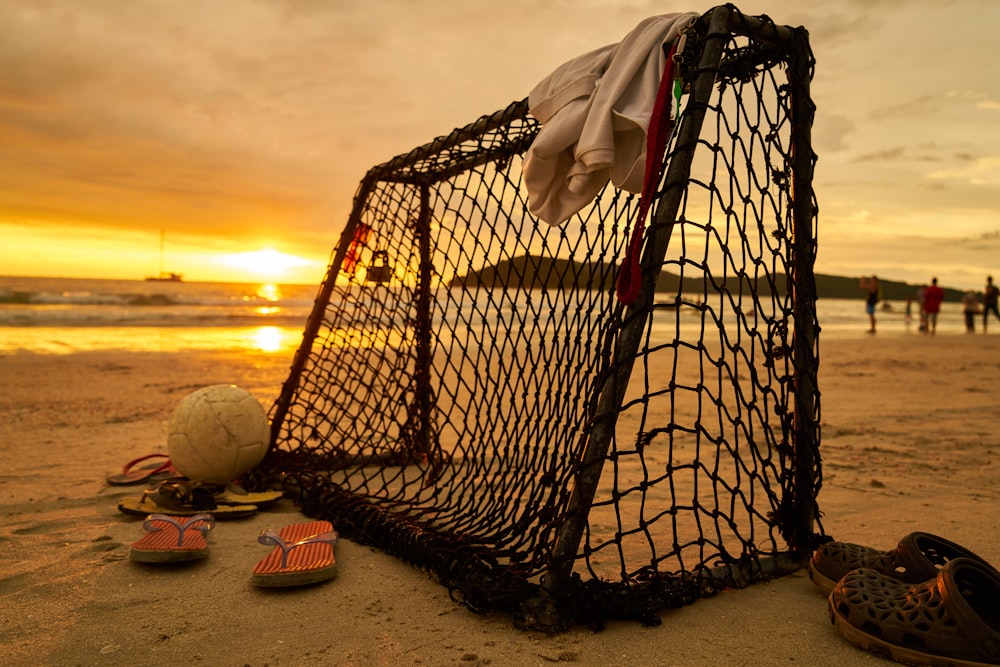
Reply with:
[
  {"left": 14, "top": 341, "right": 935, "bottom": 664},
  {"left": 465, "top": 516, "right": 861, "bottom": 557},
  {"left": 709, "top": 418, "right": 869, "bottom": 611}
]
[{"left": 254, "top": 5, "right": 823, "bottom": 631}]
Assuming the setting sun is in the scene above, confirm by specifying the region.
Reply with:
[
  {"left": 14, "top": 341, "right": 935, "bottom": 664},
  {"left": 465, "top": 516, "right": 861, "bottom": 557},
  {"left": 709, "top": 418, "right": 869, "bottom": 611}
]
[{"left": 220, "top": 248, "right": 312, "bottom": 279}]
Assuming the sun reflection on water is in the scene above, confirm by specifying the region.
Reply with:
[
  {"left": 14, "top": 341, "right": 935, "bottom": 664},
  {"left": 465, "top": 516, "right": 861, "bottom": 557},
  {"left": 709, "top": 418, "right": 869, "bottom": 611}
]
[
  {"left": 0, "top": 325, "right": 300, "bottom": 354},
  {"left": 251, "top": 326, "right": 284, "bottom": 353},
  {"left": 254, "top": 306, "right": 281, "bottom": 316},
  {"left": 256, "top": 283, "right": 281, "bottom": 301},
  {"left": 250, "top": 284, "right": 283, "bottom": 317}
]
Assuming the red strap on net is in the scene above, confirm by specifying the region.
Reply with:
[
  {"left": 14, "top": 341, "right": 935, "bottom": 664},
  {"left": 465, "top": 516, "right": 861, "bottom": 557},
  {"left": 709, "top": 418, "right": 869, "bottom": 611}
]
[
  {"left": 341, "top": 223, "right": 372, "bottom": 275},
  {"left": 615, "top": 43, "right": 679, "bottom": 305}
]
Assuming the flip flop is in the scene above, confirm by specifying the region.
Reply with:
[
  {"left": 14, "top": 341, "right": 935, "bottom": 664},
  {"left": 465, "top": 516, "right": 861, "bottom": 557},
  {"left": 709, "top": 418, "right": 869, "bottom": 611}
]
[
  {"left": 117, "top": 479, "right": 283, "bottom": 518},
  {"left": 129, "top": 513, "right": 215, "bottom": 563},
  {"left": 117, "top": 481, "right": 282, "bottom": 519},
  {"left": 208, "top": 483, "right": 283, "bottom": 507},
  {"left": 829, "top": 558, "right": 1000, "bottom": 665},
  {"left": 117, "top": 496, "right": 259, "bottom": 519},
  {"left": 143, "top": 479, "right": 275, "bottom": 508},
  {"left": 106, "top": 453, "right": 182, "bottom": 486},
  {"left": 251, "top": 521, "right": 339, "bottom": 588}
]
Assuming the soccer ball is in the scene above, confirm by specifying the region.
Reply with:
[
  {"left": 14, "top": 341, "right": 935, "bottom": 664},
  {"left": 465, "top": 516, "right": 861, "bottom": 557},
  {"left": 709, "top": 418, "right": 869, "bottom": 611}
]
[{"left": 167, "top": 384, "right": 271, "bottom": 483}]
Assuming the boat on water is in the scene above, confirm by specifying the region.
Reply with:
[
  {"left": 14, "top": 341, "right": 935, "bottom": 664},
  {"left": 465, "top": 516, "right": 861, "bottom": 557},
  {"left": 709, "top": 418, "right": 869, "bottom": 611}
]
[
  {"left": 144, "top": 231, "right": 183, "bottom": 282},
  {"left": 144, "top": 272, "right": 183, "bottom": 283}
]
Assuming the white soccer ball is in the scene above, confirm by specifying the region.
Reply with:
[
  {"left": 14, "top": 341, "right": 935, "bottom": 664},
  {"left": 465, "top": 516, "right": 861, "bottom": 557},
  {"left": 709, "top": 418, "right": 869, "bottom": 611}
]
[{"left": 167, "top": 384, "right": 271, "bottom": 483}]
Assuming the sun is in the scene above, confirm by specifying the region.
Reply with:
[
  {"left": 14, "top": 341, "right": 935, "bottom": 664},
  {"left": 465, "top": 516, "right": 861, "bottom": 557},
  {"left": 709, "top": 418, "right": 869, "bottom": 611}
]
[{"left": 221, "top": 248, "right": 311, "bottom": 279}]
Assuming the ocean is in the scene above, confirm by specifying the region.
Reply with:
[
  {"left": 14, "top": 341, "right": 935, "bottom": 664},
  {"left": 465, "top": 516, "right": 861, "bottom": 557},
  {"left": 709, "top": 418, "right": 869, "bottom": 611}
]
[
  {"left": 0, "top": 275, "right": 971, "bottom": 355},
  {"left": 0, "top": 276, "right": 319, "bottom": 354}
]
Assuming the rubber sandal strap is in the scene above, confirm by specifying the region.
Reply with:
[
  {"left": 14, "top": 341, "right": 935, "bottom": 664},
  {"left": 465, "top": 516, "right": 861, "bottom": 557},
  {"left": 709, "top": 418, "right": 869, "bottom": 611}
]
[
  {"left": 257, "top": 529, "right": 338, "bottom": 568},
  {"left": 143, "top": 513, "right": 216, "bottom": 546},
  {"left": 899, "top": 531, "right": 994, "bottom": 576},
  {"left": 107, "top": 453, "right": 173, "bottom": 485},
  {"left": 942, "top": 558, "right": 1000, "bottom": 659}
]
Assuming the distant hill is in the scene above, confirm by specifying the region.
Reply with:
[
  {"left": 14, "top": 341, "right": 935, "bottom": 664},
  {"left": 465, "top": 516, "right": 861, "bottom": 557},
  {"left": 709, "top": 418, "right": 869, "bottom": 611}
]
[
  {"left": 448, "top": 255, "right": 965, "bottom": 302},
  {"left": 813, "top": 274, "right": 963, "bottom": 302}
]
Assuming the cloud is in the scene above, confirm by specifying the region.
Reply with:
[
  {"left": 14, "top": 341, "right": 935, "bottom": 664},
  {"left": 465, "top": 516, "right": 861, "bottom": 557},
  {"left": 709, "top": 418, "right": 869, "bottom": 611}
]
[
  {"left": 927, "top": 156, "right": 1000, "bottom": 186},
  {"left": 850, "top": 145, "right": 979, "bottom": 164},
  {"left": 812, "top": 113, "right": 856, "bottom": 153},
  {"left": 870, "top": 94, "right": 945, "bottom": 121},
  {"left": 816, "top": 225, "right": 1000, "bottom": 289},
  {"left": 2, "top": 0, "right": 1000, "bottom": 284}
]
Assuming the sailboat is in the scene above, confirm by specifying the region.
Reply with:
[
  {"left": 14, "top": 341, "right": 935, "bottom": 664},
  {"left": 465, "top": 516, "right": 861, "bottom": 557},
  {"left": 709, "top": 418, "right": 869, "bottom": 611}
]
[{"left": 144, "top": 230, "right": 183, "bottom": 282}]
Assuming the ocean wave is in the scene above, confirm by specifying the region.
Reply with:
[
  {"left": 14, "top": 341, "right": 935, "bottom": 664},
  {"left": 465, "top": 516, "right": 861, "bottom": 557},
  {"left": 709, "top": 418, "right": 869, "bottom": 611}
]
[{"left": 0, "top": 277, "right": 318, "bottom": 328}]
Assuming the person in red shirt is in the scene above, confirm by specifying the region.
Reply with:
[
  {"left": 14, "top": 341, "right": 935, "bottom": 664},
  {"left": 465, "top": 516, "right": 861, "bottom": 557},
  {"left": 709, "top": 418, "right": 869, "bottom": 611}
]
[{"left": 922, "top": 277, "right": 945, "bottom": 335}]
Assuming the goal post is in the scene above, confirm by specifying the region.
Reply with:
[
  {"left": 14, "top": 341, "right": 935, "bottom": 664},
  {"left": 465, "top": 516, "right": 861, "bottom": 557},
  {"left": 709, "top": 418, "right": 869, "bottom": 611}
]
[{"left": 257, "top": 4, "right": 822, "bottom": 631}]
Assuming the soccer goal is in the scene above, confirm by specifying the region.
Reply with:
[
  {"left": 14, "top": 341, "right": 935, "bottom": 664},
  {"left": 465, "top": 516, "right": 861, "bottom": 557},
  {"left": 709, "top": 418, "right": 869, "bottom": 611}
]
[{"left": 255, "top": 5, "right": 822, "bottom": 631}]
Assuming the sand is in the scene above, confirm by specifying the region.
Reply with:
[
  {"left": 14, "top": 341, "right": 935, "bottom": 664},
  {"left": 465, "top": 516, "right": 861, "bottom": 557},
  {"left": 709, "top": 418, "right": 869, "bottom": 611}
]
[{"left": 1, "top": 333, "right": 998, "bottom": 666}]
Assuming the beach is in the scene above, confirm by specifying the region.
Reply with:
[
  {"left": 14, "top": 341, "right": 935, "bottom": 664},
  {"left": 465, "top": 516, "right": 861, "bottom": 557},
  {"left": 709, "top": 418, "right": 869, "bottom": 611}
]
[{"left": 2, "top": 326, "right": 999, "bottom": 665}]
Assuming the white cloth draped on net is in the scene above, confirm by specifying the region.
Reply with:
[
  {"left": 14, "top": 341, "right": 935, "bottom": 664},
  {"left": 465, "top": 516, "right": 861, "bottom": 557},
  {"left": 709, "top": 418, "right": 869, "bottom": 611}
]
[{"left": 524, "top": 12, "right": 698, "bottom": 227}]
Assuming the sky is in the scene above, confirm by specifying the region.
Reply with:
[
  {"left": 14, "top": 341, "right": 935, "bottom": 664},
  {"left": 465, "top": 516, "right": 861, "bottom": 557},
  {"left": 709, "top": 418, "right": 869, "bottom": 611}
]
[{"left": 1, "top": 0, "right": 998, "bottom": 288}]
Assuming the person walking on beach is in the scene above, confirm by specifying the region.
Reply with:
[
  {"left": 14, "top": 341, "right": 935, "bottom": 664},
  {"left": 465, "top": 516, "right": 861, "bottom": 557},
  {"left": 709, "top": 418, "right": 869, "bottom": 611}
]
[
  {"left": 915, "top": 284, "right": 928, "bottom": 332},
  {"left": 962, "top": 290, "right": 979, "bottom": 333},
  {"left": 922, "top": 277, "right": 945, "bottom": 335},
  {"left": 984, "top": 276, "right": 1000, "bottom": 333},
  {"left": 860, "top": 275, "right": 879, "bottom": 333}
]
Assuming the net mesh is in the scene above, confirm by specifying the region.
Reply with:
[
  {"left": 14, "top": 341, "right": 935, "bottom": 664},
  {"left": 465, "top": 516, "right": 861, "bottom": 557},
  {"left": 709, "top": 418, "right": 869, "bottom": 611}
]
[{"left": 252, "top": 5, "right": 823, "bottom": 630}]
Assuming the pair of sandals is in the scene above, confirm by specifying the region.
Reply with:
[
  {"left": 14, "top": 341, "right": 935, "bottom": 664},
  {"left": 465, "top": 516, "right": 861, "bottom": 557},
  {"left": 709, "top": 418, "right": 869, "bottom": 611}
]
[
  {"left": 808, "top": 532, "right": 1000, "bottom": 666},
  {"left": 129, "top": 514, "right": 339, "bottom": 588},
  {"left": 117, "top": 480, "right": 285, "bottom": 519}
]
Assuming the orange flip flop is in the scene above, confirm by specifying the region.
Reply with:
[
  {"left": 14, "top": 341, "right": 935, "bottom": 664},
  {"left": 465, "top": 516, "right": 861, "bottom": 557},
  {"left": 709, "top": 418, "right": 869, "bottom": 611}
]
[
  {"left": 129, "top": 513, "right": 215, "bottom": 563},
  {"left": 251, "top": 521, "right": 338, "bottom": 588}
]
